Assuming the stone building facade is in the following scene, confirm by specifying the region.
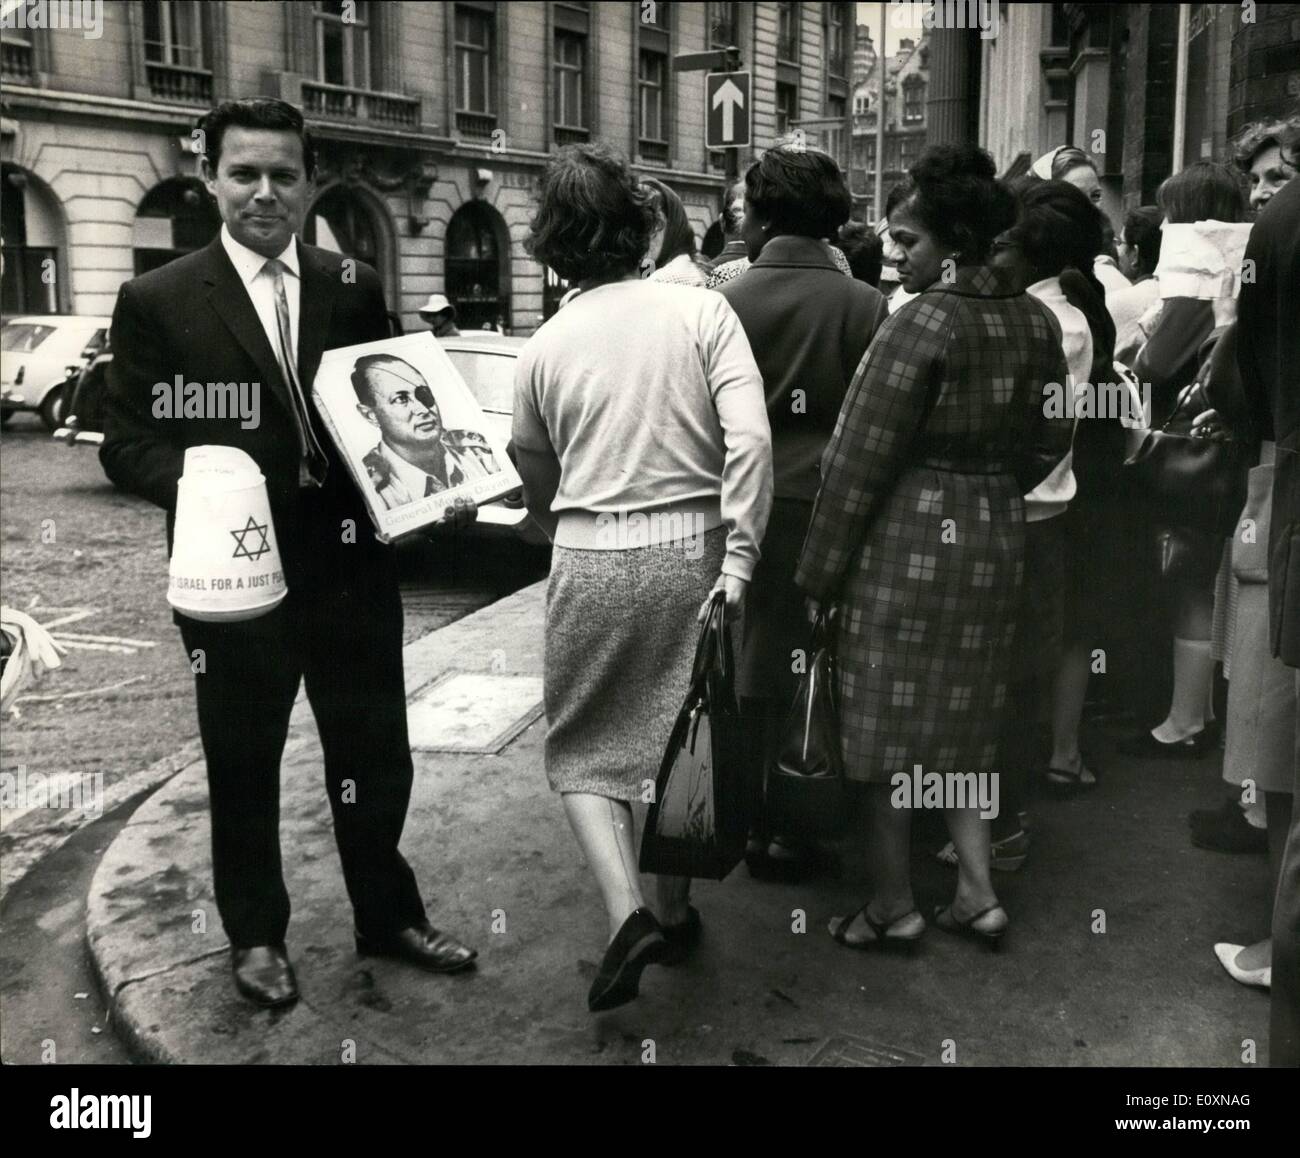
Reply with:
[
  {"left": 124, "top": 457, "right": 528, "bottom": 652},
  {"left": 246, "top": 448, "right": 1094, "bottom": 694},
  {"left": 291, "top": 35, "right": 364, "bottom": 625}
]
[{"left": 1, "top": 0, "right": 852, "bottom": 333}]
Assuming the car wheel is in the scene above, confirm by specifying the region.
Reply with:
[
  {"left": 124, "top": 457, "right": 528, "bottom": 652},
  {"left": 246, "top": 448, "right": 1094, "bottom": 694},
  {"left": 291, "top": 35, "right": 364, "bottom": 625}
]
[
  {"left": 0, "top": 409, "right": 12, "bottom": 429},
  {"left": 39, "top": 390, "right": 63, "bottom": 432}
]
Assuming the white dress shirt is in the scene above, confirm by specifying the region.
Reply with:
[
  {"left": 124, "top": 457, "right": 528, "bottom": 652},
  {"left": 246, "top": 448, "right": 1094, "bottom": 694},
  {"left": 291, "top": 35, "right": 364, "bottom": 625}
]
[{"left": 219, "top": 224, "right": 301, "bottom": 377}]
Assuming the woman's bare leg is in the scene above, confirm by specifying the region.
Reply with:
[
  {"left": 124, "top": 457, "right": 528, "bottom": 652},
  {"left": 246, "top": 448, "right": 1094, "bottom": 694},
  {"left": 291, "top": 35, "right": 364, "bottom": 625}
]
[{"left": 562, "top": 792, "right": 646, "bottom": 942}]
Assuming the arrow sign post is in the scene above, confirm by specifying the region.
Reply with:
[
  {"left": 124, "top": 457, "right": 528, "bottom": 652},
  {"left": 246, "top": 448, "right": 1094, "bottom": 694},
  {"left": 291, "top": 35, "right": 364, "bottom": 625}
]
[{"left": 705, "top": 70, "right": 751, "bottom": 150}]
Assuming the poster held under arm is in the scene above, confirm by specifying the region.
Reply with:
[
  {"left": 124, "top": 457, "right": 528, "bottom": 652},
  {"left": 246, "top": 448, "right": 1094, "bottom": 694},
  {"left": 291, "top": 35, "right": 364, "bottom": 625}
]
[{"left": 310, "top": 333, "right": 522, "bottom": 543}]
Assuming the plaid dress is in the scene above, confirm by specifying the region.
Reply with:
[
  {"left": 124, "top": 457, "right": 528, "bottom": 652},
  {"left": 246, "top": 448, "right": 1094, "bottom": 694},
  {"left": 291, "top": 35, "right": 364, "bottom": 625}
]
[{"left": 795, "top": 265, "right": 1073, "bottom": 782}]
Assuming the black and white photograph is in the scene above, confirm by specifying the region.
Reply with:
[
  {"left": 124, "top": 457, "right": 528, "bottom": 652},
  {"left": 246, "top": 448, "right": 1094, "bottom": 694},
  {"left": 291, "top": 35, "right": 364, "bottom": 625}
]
[
  {"left": 312, "top": 332, "right": 518, "bottom": 539},
  {"left": 0, "top": 0, "right": 1297, "bottom": 1137}
]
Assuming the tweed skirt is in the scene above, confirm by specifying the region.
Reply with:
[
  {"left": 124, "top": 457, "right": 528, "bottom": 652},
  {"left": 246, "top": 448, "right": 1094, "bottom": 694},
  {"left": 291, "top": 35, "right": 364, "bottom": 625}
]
[{"left": 542, "top": 527, "right": 727, "bottom": 799}]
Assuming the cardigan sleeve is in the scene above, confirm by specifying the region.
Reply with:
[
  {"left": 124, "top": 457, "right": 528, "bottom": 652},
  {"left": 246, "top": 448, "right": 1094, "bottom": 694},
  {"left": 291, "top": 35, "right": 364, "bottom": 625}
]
[
  {"left": 795, "top": 302, "right": 945, "bottom": 602},
  {"left": 704, "top": 297, "right": 773, "bottom": 582}
]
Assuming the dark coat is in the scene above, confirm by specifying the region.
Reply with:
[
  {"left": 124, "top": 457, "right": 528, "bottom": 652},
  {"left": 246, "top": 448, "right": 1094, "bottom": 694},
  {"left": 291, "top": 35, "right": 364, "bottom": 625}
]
[
  {"left": 795, "top": 265, "right": 1074, "bottom": 781},
  {"left": 717, "top": 234, "right": 887, "bottom": 703},
  {"left": 717, "top": 234, "right": 888, "bottom": 502},
  {"left": 100, "top": 235, "right": 393, "bottom": 610},
  {"left": 1237, "top": 176, "right": 1300, "bottom": 667}
]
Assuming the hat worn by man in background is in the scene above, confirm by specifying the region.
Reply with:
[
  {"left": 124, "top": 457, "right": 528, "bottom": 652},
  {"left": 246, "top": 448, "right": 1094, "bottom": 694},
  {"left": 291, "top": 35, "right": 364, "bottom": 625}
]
[{"left": 418, "top": 292, "right": 461, "bottom": 337}]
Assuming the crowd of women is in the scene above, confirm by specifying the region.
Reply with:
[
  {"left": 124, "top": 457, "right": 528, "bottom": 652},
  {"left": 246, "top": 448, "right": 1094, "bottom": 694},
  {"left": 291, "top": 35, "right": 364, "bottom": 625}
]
[{"left": 507, "top": 119, "right": 1299, "bottom": 1064}]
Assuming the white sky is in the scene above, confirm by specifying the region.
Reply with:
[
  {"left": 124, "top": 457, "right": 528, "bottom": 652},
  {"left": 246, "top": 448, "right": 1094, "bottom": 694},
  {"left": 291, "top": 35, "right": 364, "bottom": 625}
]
[{"left": 855, "top": 2, "right": 928, "bottom": 55}]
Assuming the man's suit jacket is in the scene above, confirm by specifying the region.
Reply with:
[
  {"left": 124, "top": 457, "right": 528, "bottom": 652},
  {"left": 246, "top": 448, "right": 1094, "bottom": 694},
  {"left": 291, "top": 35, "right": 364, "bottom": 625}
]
[
  {"left": 1237, "top": 177, "right": 1300, "bottom": 667},
  {"left": 100, "top": 235, "right": 392, "bottom": 601}
]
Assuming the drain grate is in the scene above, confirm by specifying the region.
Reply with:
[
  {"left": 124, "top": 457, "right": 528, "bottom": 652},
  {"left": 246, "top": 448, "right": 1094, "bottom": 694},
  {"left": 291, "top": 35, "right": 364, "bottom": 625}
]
[
  {"left": 406, "top": 671, "right": 544, "bottom": 754},
  {"left": 805, "top": 1034, "right": 926, "bottom": 1067}
]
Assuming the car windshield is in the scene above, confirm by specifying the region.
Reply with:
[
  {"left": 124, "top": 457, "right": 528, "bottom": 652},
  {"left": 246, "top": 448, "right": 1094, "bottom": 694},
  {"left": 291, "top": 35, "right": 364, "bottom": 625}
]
[
  {"left": 444, "top": 349, "right": 517, "bottom": 413},
  {"left": 2, "top": 323, "right": 57, "bottom": 353}
]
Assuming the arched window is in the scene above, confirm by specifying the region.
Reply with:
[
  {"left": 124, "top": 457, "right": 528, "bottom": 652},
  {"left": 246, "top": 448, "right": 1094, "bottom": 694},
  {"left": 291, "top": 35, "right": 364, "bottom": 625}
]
[
  {"left": 2, "top": 165, "right": 65, "bottom": 314},
  {"left": 133, "top": 177, "right": 221, "bottom": 276},
  {"left": 304, "top": 184, "right": 380, "bottom": 266},
  {"left": 446, "top": 201, "right": 511, "bottom": 331},
  {"left": 303, "top": 183, "right": 396, "bottom": 308}
]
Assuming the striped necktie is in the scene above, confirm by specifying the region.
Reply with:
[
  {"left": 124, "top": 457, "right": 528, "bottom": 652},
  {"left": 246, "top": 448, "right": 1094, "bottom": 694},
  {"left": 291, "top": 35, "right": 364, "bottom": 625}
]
[{"left": 262, "top": 257, "right": 328, "bottom": 487}]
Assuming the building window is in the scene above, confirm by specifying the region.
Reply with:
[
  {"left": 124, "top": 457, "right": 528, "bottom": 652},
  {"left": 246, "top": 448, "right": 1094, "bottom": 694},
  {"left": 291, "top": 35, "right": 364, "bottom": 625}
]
[
  {"left": 133, "top": 177, "right": 221, "bottom": 277},
  {"left": 826, "top": 2, "right": 847, "bottom": 77},
  {"left": 554, "top": 29, "right": 586, "bottom": 133},
  {"left": 446, "top": 202, "right": 510, "bottom": 331},
  {"left": 709, "top": 1, "right": 739, "bottom": 48},
  {"left": 903, "top": 78, "right": 925, "bottom": 123},
  {"left": 777, "top": 2, "right": 799, "bottom": 63},
  {"left": 314, "top": 0, "right": 370, "bottom": 89},
  {"left": 143, "top": 0, "right": 204, "bottom": 67},
  {"left": 776, "top": 82, "right": 798, "bottom": 138},
  {"left": 455, "top": 4, "right": 495, "bottom": 115},
  {"left": 824, "top": 94, "right": 847, "bottom": 166},
  {"left": 1, "top": 167, "right": 59, "bottom": 314},
  {"left": 639, "top": 48, "right": 667, "bottom": 159}
]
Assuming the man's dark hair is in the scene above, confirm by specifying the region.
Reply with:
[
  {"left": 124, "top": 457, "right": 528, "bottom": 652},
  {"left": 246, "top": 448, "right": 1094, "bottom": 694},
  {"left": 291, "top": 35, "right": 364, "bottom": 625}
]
[
  {"left": 642, "top": 176, "right": 698, "bottom": 265},
  {"left": 526, "top": 143, "right": 657, "bottom": 283},
  {"left": 1123, "top": 205, "right": 1163, "bottom": 277},
  {"left": 197, "top": 98, "right": 316, "bottom": 177},
  {"left": 889, "top": 144, "right": 1016, "bottom": 262},
  {"left": 1157, "top": 160, "right": 1246, "bottom": 224},
  {"left": 744, "top": 147, "right": 852, "bottom": 239},
  {"left": 351, "top": 353, "right": 433, "bottom": 410},
  {"left": 837, "top": 220, "right": 884, "bottom": 287},
  {"left": 1232, "top": 115, "right": 1300, "bottom": 172}
]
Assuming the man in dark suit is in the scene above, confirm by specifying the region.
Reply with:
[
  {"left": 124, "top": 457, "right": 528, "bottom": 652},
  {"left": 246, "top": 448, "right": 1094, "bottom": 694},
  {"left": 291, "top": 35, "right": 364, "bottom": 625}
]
[
  {"left": 101, "top": 98, "right": 477, "bottom": 1008},
  {"left": 1237, "top": 158, "right": 1299, "bottom": 1068}
]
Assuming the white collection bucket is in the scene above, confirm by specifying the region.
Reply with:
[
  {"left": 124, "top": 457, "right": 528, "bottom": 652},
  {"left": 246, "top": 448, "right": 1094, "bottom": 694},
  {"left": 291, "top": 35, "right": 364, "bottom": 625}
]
[{"left": 167, "top": 446, "right": 288, "bottom": 622}]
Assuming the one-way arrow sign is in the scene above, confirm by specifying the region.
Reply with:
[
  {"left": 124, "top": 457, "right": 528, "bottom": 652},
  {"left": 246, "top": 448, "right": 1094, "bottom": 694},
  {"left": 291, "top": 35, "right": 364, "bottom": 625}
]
[{"left": 706, "top": 70, "right": 751, "bottom": 149}]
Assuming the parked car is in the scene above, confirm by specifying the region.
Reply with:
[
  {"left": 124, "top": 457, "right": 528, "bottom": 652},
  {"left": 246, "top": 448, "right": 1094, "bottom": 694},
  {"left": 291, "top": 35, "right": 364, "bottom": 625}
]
[
  {"left": 439, "top": 332, "right": 547, "bottom": 545},
  {"left": 52, "top": 337, "right": 114, "bottom": 448},
  {"left": 1, "top": 315, "right": 110, "bottom": 430}
]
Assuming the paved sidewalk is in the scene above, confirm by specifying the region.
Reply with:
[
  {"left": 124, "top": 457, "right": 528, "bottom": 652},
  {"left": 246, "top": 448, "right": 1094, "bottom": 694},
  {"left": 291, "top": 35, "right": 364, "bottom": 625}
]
[{"left": 86, "top": 582, "right": 1272, "bottom": 1065}]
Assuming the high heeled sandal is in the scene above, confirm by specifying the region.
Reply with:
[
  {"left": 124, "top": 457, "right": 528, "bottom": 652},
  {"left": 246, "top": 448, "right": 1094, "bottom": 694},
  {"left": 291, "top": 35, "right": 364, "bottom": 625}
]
[
  {"left": 933, "top": 903, "right": 1007, "bottom": 951},
  {"left": 828, "top": 904, "right": 925, "bottom": 953}
]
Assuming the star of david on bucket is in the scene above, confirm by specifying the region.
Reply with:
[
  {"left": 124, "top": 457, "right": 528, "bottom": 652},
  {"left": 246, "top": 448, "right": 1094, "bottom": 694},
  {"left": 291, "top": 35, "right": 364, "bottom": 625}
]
[{"left": 230, "top": 516, "right": 271, "bottom": 562}]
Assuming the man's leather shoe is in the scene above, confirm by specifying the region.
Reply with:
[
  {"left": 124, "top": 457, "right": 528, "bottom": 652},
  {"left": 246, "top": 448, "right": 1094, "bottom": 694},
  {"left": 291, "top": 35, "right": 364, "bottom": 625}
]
[
  {"left": 355, "top": 920, "right": 478, "bottom": 974},
  {"left": 231, "top": 945, "right": 299, "bottom": 1008},
  {"left": 1190, "top": 798, "right": 1268, "bottom": 853}
]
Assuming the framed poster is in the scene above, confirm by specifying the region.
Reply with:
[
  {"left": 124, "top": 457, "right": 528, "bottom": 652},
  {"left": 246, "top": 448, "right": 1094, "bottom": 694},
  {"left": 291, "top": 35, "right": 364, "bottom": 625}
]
[{"left": 311, "top": 333, "right": 522, "bottom": 543}]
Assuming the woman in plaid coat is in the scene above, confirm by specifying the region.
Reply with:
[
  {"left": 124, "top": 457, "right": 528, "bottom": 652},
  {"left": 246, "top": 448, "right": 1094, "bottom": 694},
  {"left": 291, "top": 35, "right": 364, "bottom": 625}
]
[{"left": 795, "top": 146, "right": 1074, "bottom": 951}]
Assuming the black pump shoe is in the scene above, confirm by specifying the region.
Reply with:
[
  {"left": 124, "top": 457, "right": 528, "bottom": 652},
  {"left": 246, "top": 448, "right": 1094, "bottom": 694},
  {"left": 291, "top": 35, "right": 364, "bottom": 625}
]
[{"left": 588, "top": 907, "right": 670, "bottom": 1012}]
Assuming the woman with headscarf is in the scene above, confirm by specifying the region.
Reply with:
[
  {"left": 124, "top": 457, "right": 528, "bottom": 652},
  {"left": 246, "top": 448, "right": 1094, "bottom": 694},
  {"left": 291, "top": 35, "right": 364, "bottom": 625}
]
[{"left": 1031, "top": 147, "right": 1130, "bottom": 294}]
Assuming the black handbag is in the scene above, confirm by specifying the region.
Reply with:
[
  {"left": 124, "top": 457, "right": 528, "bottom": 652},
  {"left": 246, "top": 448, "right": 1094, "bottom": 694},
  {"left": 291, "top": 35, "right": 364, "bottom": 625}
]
[
  {"left": 763, "top": 610, "right": 846, "bottom": 839},
  {"left": 1124, "top": 390, "right": 1249, "bottom": 537},
  {"left": 639, "top": 592, "right": 747, "bottom": 880}
]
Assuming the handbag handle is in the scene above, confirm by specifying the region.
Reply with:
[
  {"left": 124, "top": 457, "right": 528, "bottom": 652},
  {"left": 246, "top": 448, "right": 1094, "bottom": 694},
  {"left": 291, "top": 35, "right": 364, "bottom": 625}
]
[{"left": 690, "top": 589, "right": 729, "bottom": 688}]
